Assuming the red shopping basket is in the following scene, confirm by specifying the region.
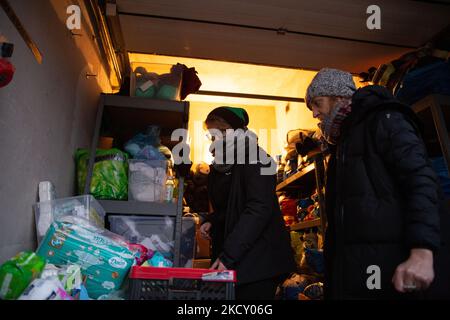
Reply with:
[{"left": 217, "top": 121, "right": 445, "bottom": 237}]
[{"left": 128, "top": 266, "right": 236, "bottom": 300}]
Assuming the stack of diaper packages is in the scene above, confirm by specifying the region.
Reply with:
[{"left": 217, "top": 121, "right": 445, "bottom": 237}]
[{"left": 36, "top": 215, "right": 135, "bottom": 299}]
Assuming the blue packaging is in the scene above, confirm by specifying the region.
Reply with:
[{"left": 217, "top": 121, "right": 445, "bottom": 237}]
[{"left": 396, "top": 61, "right": 450, "bottom": 105}]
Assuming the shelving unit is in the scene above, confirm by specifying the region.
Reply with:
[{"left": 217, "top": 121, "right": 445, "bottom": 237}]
[
  {"left": 411, "top": 94, "right": 450, "bottom": 173},
  {"left": 412, "top": 94, "right": 450, "bottom": 205},
  {"left": 98, "top": 200, "right": 178, "bottom": 216},
  {"left": 277, "top": 154, "right": 327, "bottom": 236},
  {"left": 411, "top": 94, "right": 450, "bottom": 297},
  {"left": 84, "top": 94, "right": 190, "bottom": 267},
  {"left": 290, "top": 219, "right": 321, "bottom": 231},
  {"left": 276, "top": 163, "right": 315, "bottom": 192}
]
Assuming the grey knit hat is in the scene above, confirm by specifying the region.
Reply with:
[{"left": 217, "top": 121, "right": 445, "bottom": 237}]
[{"left": 305, "top": 68, "right": 357, "bottom": 109}]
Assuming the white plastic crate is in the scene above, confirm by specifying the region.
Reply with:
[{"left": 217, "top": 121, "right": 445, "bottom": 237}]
[
  {"left": 34, "top": 195, "right": 106, "bottom": 244},
  {"left": 108, "top": 215, "right": 196, "bottom": 268}
]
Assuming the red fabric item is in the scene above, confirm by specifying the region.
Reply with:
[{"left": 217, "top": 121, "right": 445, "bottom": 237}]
[
  {"left": 280, "top": 198, "right": 298, "bottom": 226},
  {"left": 177, "top": 63, "right": 202, "bottom": 100},
  {"left": 0, "top": 58, "right": 14, "bottom": 88}
]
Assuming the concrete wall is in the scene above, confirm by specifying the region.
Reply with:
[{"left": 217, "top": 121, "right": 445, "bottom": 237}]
[{"left": 0, "top": 0, "right": 112, "bottom": 262}]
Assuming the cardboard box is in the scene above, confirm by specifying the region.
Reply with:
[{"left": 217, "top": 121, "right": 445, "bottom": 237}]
[
  {"left": 193, "top": 217, "right": 211, "bottom": 259},
  {"left": 193, "top": 259, "right": 211, "bottom": 269}
]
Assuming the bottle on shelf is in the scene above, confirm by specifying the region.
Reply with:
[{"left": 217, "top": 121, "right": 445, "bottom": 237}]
[
  {"left": 173, "top": 177, "right": 180, "bottom": 203},
  {"left": 276, "top": 155, "right": 285, "bottom": 183},
  {"left": 165, "top": 176, "right": 175, "bottom": 203}
]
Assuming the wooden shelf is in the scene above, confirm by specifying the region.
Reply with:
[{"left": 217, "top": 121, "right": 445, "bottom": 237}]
[
  {"left": 290, "top": 219, "right": 321, "bottom": 231},
  {"left": 411, "top": 94, "right": 450, "bottom": 170},
  {"left": 411, "top": 94, "right": 450, "bottom": 114},
  {"left": 276, "top": 163, "right": 315, "bottom": 192},
  {"left": 100, "top": 95, "right": 189, "bottom": 151}
]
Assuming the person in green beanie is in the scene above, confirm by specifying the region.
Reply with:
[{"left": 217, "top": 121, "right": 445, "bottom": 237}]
[{"left": 200, "top": 106, "right": 296, "bottom": 300}]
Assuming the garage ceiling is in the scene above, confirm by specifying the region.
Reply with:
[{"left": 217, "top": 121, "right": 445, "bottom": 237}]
[{"left": 113, "top": 0, "right": 450, "bottom": 73}]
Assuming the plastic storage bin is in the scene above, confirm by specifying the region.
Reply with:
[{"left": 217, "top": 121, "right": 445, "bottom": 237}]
[
  {"left": 128, "top": 266, "right": 236, "bottom": 300},
  {"left": 34, "top": 195, "right": 106, "bottom": 244},
  {"left": 180, "top": 217, "right": 196, "bottom": 268},
  {"left": 128, "top": 159, "right": 168, "bottom": 202},
  {"left": 130, "top": 62, "right": 183, "bottom": 101},
  {"left": 108, "top": 215, "right": 196, "bottom": 268}
]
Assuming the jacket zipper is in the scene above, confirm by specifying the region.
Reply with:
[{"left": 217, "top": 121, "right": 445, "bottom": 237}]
[{"left": 337, "top": 140, "right": 346, "bottom": 299}]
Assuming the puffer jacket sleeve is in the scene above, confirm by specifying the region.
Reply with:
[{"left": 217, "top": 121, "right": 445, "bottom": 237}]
[
  {"left": 219, "top": 162, "right": 278, "bottom": 269},
  {"left": 375, "top": 110, "right": 440, "bottom": 252}
]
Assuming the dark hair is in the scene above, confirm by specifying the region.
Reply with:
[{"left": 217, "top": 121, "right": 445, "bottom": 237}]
[{"left": 204, "top": 114, "right": 231, "bottom": 130}]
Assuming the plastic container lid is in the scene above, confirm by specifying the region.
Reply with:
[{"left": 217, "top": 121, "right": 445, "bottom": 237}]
[{"left": 129, "top": 266, "right": 237, "bottom": 283}]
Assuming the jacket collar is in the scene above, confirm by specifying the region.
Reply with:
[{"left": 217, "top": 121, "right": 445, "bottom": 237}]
[{"left": 340, "top": 85, "right": 422, "bottom": 138}]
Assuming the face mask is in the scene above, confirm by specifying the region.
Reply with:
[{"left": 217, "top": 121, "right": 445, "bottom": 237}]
[
  {"left": 317, "top": 98, "right": 352, "bottom": 145},
  {"left": 209, "top": 129, "right": 259, "bottom": 165},
  {"left": 209, "top": 134, "right": 235, "bottom": 164}
]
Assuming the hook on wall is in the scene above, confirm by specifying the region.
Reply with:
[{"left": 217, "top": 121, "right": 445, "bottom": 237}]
[
  {"left": 85, "top": 63, "right": 98, "bottom": 79},
  {"left": 70, "top": 30, "right": 83, "bottom": 37}
]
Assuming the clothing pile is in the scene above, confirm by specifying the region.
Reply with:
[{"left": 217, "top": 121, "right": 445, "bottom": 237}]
[
  {"left": 183, "top": 162, "right": 210, "bottom": 214},
  {"left": 277, "top": 129, "right": 321, "bottom": 182},
  {"left": 278, "top": 228, "right": 324, "bottom": 300}
]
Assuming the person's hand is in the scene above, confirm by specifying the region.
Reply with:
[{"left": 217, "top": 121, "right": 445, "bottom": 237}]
[
  {"left": 210, "top": 258, "right": 227, "bottom": 271},
  {"left": 200, "top": 222, "right": 212, "bottom": 241},
  {"left": 392, "top": 248, "right": 434, "bottom": 293}
]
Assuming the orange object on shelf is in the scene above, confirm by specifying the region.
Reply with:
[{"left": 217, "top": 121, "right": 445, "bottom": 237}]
[
  {"left": 98, "top": 136, "right": 114, "bottom": 149},
  {"left": 283, "top": 215, "right": 297, "bottom": 227},
  {"left": 298, "top": 293, "right": 311, "bottom": 300}
]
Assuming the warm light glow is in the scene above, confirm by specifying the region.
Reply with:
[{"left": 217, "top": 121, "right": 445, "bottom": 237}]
[
  {"left": 128, "top": 53, "right": 362, "bottom": 164},
  {"left": 128, "top": 52, "right": 319, "bottom": 97}
]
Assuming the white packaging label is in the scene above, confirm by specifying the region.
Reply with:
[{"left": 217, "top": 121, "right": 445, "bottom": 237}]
[
  {"left": 108, "top": 257, "right": 127, "bottom": 269},
  {"left": 74, "top": 251, "right": 104, "bottom": 268},
  {"left": 139, "top": 80, "right": 154, "bottom": 92},
  {"left": 165, "top": 185, "right": 174, "bottom": 202},
  {"left": 102, "top": 281, "right": 116, "bottom": 290}
]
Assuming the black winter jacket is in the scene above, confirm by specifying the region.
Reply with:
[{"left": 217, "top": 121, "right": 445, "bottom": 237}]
[
  {"left": 325, "top": 85, "right": 442, "bottom": 299},
  {"left": 207, "top": 155, "right": 296, "bottom": 285}
]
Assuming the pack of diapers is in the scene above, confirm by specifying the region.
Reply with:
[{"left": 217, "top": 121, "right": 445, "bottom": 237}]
[{"left": 37, "top": 216, "right": 134, "bottom": 299}]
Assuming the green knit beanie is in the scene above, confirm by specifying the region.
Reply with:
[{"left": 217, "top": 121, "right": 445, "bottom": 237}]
[{"left": 206, "top": 106, "right": 249, "bottom": 129}]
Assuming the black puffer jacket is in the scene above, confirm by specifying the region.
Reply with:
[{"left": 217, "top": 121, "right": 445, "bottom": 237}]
[
  {"left": 325, "top": 85, "right": 442, "bottom": 299},
  {"left": 207, "top": 153, "right": 296, "bottom": 285}
]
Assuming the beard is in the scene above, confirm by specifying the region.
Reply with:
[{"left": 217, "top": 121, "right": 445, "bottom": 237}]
[{"left": 317, "top": 98, "right": 352, "bottom": 145}]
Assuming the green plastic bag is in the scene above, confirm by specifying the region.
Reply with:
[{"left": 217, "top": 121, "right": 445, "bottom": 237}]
[
  {"left": 75, "top": 148, "right": 129, "bottom": 200},
  {"left": 0, "top": 251, "right": 46, "bottom": 300}
]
